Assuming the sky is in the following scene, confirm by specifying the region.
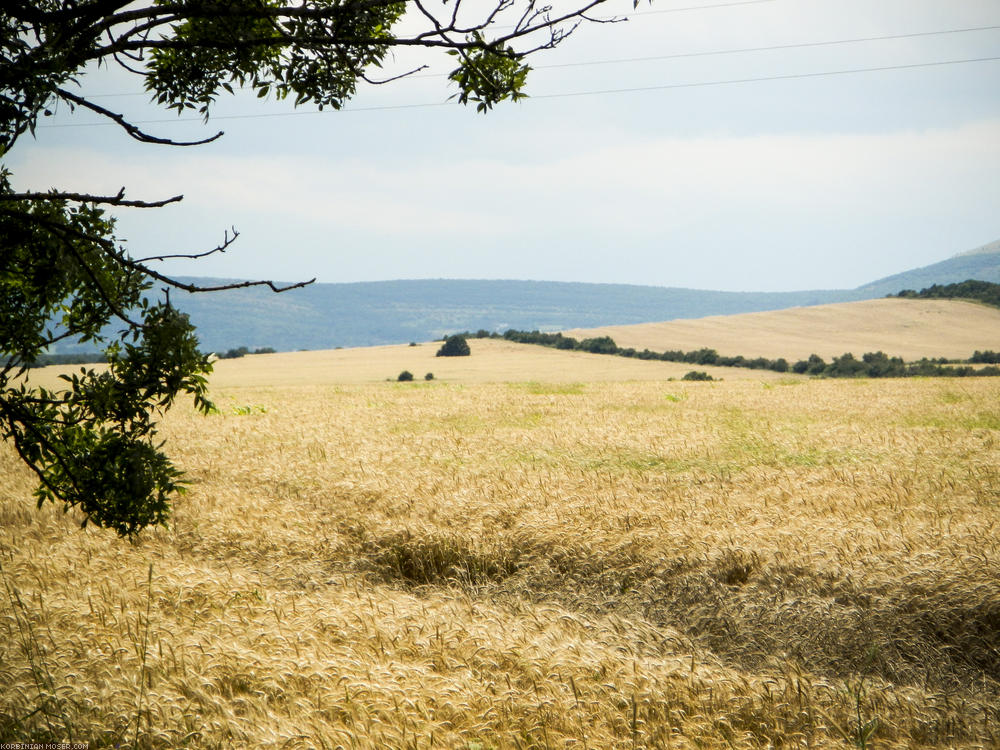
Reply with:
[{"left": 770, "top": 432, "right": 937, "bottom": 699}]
[{"left": 10, "top": 0, "right": 1000, "bottom": 292}]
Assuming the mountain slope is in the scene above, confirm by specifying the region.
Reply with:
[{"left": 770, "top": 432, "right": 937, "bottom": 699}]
[{"left": 857, "top": 243, "right": 1000, "bottom": 296}]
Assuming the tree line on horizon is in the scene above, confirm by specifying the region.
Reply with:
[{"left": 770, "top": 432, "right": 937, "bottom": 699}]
[
  {"left": 889, "top": 279, "right": 1000, "bottom": 308},
  {"left": 26, "top": 279, "right": 1000, "bottom": 373},
  {"left": 454, "top": 329, "right": 1000, "bottom": 379}
]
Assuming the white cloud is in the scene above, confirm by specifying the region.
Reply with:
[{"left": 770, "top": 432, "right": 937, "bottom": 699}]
[{"left": 11, "top": 101, "right": 1000, "bottom": 289}]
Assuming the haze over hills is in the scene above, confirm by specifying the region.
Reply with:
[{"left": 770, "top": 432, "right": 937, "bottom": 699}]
[{"left": 52, "top": 241, "right": 1000, "bottom": 354}]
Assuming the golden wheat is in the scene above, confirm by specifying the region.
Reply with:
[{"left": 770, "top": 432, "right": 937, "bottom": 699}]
[
  {"left": 564, "top": 298, "right": 1000, "bottom": 362},
  {"left": 2, "top": 351, "right": 998, "bottom": 748}
]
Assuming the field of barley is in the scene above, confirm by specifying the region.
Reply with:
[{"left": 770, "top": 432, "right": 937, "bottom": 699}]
[
  {"left": 565, "top": 298, "right": 1000, "bottom": 362},
  {"left": 2, "top": 340, "right": 999, "bottom": 748}
]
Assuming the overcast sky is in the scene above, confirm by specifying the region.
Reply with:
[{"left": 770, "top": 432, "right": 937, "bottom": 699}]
[{"left": 10, "top": 0, "right": 1000, "bottom": 292}]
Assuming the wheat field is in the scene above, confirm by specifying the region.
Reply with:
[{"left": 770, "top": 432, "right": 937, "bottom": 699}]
[
  {"left": 564, "top": 298, "right": 1000, "bottom": 362},
  {"left": 2, "top": 343, "right": 999, "bottom": 748}
]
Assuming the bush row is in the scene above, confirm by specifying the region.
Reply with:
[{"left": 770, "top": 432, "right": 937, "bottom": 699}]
[
  {"left": 890, "top": 279, "right": 1000, "bottom": 309},
  {"left": 216, "top": 346, "right": 277, "bottom": 359},
  {"left": 456, "top": 330, "right": 1000, "bottom": 379}
]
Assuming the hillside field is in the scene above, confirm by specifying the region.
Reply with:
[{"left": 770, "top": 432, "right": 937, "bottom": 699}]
[
  {"left": 2, "top": 343, "right": 999, "bottom": 748},
  {"left": 564, "top": 298, "right": 1000, "bottom": 362},
  {"left": 203, "top": 339, "right": 795, "bottom": 388}
]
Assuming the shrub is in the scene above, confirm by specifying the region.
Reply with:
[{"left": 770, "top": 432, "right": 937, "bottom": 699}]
[
  {"left": 686, "top": 347, "right": 719, "bottom": 365},
  {"left": 972, "top": 350, "right": 1000, "bottom": 364},
  {"left": 579, "top": 336, "right": 618, "bottom": 355},
  {"left": 218, "top": 346, "right": 275, "bottom": 359},
  {"left": 397, "top": 370, "right": 414, "bottom": 381},
  {"left": 424, "top": 372, "right": 434, "bottom": 381},
  {"left": 827, "top": 353, "right": 867, "bottom": 377},
  {"left": 681, "top": 370, "right": 714, "bottom": 381},
  {"left": 437, "top": 334, "right": 471, "bottom": 357},
  {"left": 805, "top": 354, "right": 827, "bottom": 375},
  {"left": 862, "top": 351, "right": 906, "bottom": 377}
]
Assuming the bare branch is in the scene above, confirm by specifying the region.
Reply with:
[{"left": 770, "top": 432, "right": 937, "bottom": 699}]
[
  {"left": 0, "top": 189, "right": 183, "bottom": 209},
  {"left": 143, "top": 272, "right": 317, "bottom": 295},
  {"left": 111, "top": 49, "right": 147, "bottom": 76},
  {"left": 55, "top": 88, "right": 224, "bottom": 146},
  {"left": 134, "top": 227, "right": 240, "bottom": 263},
  {"left": 361, "top": 65, "right": 430, "bottom": 86},
  {"left": 487, "top": 0, "right": 607, "bottom": 49}
]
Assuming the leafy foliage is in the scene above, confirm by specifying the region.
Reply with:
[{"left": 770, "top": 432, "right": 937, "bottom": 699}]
[
  {"left": 448, "top": 37, "right": 530, "bottom": 112},
  {"left": 891, "top": 279, "right": 1000, "bottom": 308},
  {"left": 436, "top": 335, "right": 471, "bottom": 357},
  {"left": 0, "top": 174, "right": 213, "bottom": 535},
  {"left": 681, "top": 370, "right": 713, "bottom": 381},
  {"left": 971, "top": 350, "right": 1000, "bottom": 364},
  {"left": 1, "top": 0, "right": 611, "bottom": 535},
  {"left": 145, "top": 0, "right": 404, "bottom": 116}
]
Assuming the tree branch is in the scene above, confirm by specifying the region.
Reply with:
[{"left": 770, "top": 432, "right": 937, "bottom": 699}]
[
  {"left": 141, "top": 271, "right": 317, "bottom": 295},
  {"left": 56, "top": 88, "right": 224, "bottom": 146},
  {"left": 134, "top": 227, "right": 239, "bottom": 263},
  {"left": 361, "top": 65, "right": 430, "bottom": 86},
  {"left": 0, "top": 188, "right": 183, "bottom": 208}
]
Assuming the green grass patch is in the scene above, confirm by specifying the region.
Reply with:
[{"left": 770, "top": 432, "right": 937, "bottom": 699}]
[
  {"left": 907, "top": 412, "right": 1000, "bottom": 431},
  {"left": 514, "top": 381, "right": 586, "bottom": 395}
]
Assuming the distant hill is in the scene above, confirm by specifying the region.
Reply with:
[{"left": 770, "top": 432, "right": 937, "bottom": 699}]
[
  {"left": 157, "top": 279, "right": 864, "bottom": 353},
  {"left": 46, "top": 240, "right": 1000, "bottom": 354},
  {"left": 856, "top": 241, "right": 1000, "bottom": 296}
]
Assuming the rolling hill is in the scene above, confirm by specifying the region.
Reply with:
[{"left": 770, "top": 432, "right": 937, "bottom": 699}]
[
  {"left": 856, "top": 239, "right": 1000, "bottom": 296},
  {"left": 47, "top": 240, "right": 1000, "bottom": 354}
]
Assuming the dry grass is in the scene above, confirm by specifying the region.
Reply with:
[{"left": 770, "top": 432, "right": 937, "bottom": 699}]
[
  {"left": 2, "top": 348, "right": 999, "bottom": 748},
  {"left": 564, "top": 298, "right": 1000, "bottom": 362}
]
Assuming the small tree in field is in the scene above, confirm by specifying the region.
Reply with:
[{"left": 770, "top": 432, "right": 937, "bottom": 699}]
[
  {"left": 681, "top": 370, "right": 714, "bottom": 381},
  {"left": 437, "top": 335, "right": 471, "bottom": 358}
]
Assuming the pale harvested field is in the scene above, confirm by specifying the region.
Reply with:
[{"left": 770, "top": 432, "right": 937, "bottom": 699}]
[
  {"left": 2, "top": 347, "right": 999, "bottom": 748},
  {"left": 29, "top": 339, "right": 792, "bottom": 390},
  {"left": 564, "top": 298, "right": 1000, "bottom": 362}
]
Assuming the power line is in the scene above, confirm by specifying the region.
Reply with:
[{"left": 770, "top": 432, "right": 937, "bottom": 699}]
[
  {"left": 541, "top": 25, "right": 1000, "bottom": 71},
  {"left": 38, "top": 54, "right": 1000, "bottom": 128},
  {"left": 78, "top": 23, "right": 1000, "bottom": 99},
  {"left": 531, "top": 55, "right": 1000, "bottom": 101},
  {"left": 589, "top": 0, "right": 778, "bottom": 20}
]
